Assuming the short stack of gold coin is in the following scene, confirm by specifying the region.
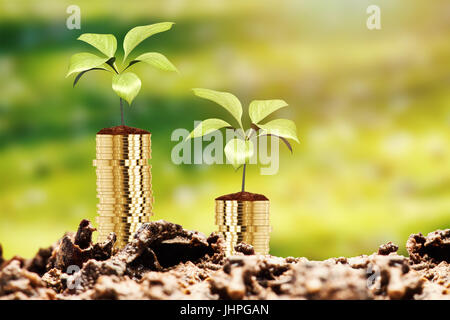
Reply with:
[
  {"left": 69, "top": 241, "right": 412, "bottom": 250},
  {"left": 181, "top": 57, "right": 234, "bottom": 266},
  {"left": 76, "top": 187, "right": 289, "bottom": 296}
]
[
  {"left": 93, "top": 133, "right": 153, "bottom": 248},
  {"left": 215, "top": 200, "right": 271, "bottom": 255}
]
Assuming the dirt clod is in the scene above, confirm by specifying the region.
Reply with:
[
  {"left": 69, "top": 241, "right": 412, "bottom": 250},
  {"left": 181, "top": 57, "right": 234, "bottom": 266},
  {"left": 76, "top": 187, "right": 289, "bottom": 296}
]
[
  {"left": 0, "top": 220, "right": 448, "bottom": 300},
  {"left": 215, "top": 191, "right": 268, "bottom": 201},
  {"left": 378, "top": 241, "right": 399, "bottom": 255},
  {"left": 97, "top": 125, "right": 150, "bottom": 135},
  {"left": 234, "top": 243, "right": 255, "bottom": 255}
]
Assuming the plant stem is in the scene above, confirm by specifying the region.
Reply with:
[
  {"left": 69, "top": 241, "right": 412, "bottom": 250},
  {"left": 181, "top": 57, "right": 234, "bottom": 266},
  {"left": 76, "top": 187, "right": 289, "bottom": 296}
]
[
  {"left": 119, "top": 98, "right": 124, "bottom": 126},
  {"left": 241, "top": 164, "right": 247, "bottom": 192}
]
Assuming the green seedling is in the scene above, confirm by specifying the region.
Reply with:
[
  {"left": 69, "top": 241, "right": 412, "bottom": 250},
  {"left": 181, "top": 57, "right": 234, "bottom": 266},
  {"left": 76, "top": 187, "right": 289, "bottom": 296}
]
[
  {"left": 187, "top": 88, "right": 300, "bottom": 192},
  {"left": 66, "top": 22, "right": 178, "bottom": 125}
]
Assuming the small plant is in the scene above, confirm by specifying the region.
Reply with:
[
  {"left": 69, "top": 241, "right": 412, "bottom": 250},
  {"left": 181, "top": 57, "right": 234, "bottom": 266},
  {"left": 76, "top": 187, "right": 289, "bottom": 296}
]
[
  {"left": 66, "top": 22, "right": 178, "bottom": 125},
  {"left": 187, "top": 88, "right": 299, "bottom": 192}
]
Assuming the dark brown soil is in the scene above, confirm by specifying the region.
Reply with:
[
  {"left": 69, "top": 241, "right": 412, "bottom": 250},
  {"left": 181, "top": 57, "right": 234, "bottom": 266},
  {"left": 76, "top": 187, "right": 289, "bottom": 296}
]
[
  {"left": 0, "top": 221, "right": 448, "bottom": 300},
  {"left": 97, "top": 125, "right": 150, "bottom": 135},
  {"left": 215, "top": 191, "right": 269, "bottom": 201}
]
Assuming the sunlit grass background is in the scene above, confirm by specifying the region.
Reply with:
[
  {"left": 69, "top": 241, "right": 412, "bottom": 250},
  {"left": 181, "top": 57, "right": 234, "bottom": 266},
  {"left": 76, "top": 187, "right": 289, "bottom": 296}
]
[{"left": 0, "top": 0, "right": 449, "bottom": 259}]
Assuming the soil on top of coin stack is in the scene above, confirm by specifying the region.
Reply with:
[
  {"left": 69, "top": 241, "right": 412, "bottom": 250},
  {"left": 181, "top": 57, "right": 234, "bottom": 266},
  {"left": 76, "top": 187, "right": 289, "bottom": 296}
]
[
  {"left": 216, "top": 191, "right": 269, "bottom": 201},
  {"left": 97, "top": 125, "right": 150, "bottom": 135},
  {"left": 0, "top": 220, "right": 448, "bottom": 300}
]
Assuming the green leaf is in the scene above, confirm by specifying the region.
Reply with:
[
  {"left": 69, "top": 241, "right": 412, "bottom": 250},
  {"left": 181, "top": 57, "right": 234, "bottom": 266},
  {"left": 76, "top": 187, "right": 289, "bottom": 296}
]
[
  {"left": 192, "top": 88, "right": 243, "bottom": 127},
  {"left": 66, "top": 52, "right": 109, "bottom": 77},
  {"left": 187, "top": 118, "right": 232, "bottom": 140},
  {"left": 111, "top": 72, "right": 141, "bottom": 106},
  {"left": 78, "top": 33, "right": 117, "bottom": 57},
  {"left": 224, "top": 138, "right": 254, "bottom": 169},
  {"left": 249, "top": 99, "right": 288, "bottom": 124},
  {"left": 258, "top": 119, "right": 300, "bottom": 143},
  {"left": 123, "top": 22, "right": 175, "bottom": 61},
  {"left": 132, "top": 52, "right": 178, "bottom": 73}
]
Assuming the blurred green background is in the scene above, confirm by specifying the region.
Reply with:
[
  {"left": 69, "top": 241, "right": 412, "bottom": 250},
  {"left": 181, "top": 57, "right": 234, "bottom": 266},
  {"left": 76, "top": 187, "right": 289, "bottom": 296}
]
[{"left": 0, "top": 0, "right": 449, "bottom": 260}]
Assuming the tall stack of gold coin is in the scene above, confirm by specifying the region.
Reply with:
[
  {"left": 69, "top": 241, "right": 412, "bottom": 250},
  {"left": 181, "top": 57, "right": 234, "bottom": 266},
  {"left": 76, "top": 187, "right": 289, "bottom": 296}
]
[
  {"left": 215, "top": 200, "right": 271, "bottom": 255},
  {"left": 93, "top": 133, "right": 153, "bottom": 248}
]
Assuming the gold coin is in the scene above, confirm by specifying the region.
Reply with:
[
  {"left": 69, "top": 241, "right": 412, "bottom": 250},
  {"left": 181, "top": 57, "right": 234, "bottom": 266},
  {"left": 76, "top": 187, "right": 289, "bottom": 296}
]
[
  {"left": 215, "top": 219, "right": 269, "bottom": 223},
  {"left": 97, "top": 233, "right": 137, "bottom": 238},
  {"left": 98, "top": 193, "right": 153, "bottom": 201},
  {"left": 97, "top": 211, "right": 153, "bottom": 217},
  {"left": 96, "top": 137, "right": 151, "bottom": 141},
  {"left": 96, "top": 148, "right": 150, "bottom": 152},
  {"left": 97, "top": 203, "right": 153, "bottom": 208},
  {"left": 96, "top": 191, "right": 152, "bottom": 195},
  {"left": 221, "top": 235, "right": 270, "bottom": 241},
  {"left": 96, "top": 136, "right": 151, "bottom": 141},
  {"left": 96, "top": 176, "right": 152, "bottom": 180},
  {"left": 215, "top": 209, "right": 269, "bottom": 214},
  {"left": 93, "top": 159, "right": 150, "bottom": 166},
  {"left": 220, "top": 232, "right": 270, "bottom": 237},
  {"left": 95, "top": 172, "right": 151, "bottom": 176},
  {"left": 95, "top": 167, "right": 151, "bottom": 170},
  {"left": 96, "top": 190, "right": 153, "bottom": 194},
  {"left": 215, "top": 212, "right": 269, "bottom": 216},
  {"left": 96, "top": 194, "right": 153, "bottom": 199},
  {"left": 215, "top": 215, "right": 269, "bottom": 219},
  {"left": 94, "top": 167, "right": 151, "bottom": 171},
  {"left": 97, "top": 196, "right": 153, "bottom": 201},
  {"left": 219, "top": 228, "right": 269, "bottom": 231},
  {"left": 95, "top": 168, "right": 151, "bottom": 172},
  {"left": 96, "top": 209, "right": 153, "bottom": 214},
  {"left": 95, "top": 145, "right": 150, "bottom": 150},
  {"left": 222, "top": 235, "right": 269, "bottom": 239},
  {"left": 95, "top": 165, "right": 151, "bottom": 169},
  {"left": 97, "top": 201, "right": 154, "bottom": 206},
  {"left": 95, "top": 146, "right": 150, "bottom": 150},
  {"left": 97, "top": 215, "right": 152, "bottom": 220},
  {"left": 95, "top": 156, "right": 151, "bottom": 160},
  {"left": 96, "top": 177, "right": 152, "bottom": 182},
  {"left": 96, "top": 191, "right": 152, "bottom": 196},
  {"left": 95, "top": 197, "right": 154, "bottom": 202},
  {"left": 96, "top": 143, "right": 150, "bottom": 147},
  {"left": 215, "top": 220, "right": 269, "bottom": 226},
  {"left": 96, "top": 183, "right": 152, "bottom": 187},
  {"left": 97, "top": 194, "right": 153, "bottom": 198},
  {"left": 95, "top": 172, "right": 152, "bottom": 177},
  {"left": 96, "top": 181, "right": 152, "bottom": 186},
  {"left": 95, "top": 152, "right": 150, "bottom": 156},
  {"left": 97, "top": 224, "right": 142, "bottom": 229},
  {"left": 99, "top": 222, "right": 142, "bottom": 232},
  {"left": 96, "top": 217, "right": 152, "bottom": 223},
  {"left": 215, "top": 201, "right": 269, "bottom": 207},
  {"left": 96, "top": 185, "right": 152, "bottom": 189},
  {"left": 96, "top": 224, "right": 149, "bottom": 229},
  {"left": 225, "top": 241, "right": 270, "bottom": 246},
  {"left": 218, "top": 225, "right": 272, "bottom": 232},
  {"left": 215, "top": 212, "right": 268, "bottom": 216},
  {"left": 96, "top": 183, "right": 152, "bottom": 186},
  {"left": 95, "top": 149, "right": 151, "bottom": 153},
  {"left": 97, "top": 225, "right": 143, "bottom": 230},
  {"left": 96, "top": 173, "right": 152, "bottom": 176},
  {"left": 95, "top": 142, "right": 150, "bottom": 146},
  {"left": 215, "top": 219, "right": 269, "bottom": 224},
  {"left": 98, "top": 201, "right": 154, "bottom": 206}
]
